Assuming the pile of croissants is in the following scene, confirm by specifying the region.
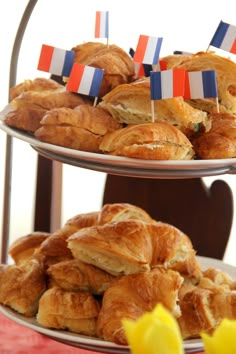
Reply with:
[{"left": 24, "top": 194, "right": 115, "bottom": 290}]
[
  {"left": 0, "top": 202, "right": 235, "bottom": 345},
  {"left": 3, "top": 41, "right": 236, "bottom": 160}
]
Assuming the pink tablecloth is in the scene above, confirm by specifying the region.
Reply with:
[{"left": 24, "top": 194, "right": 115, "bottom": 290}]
[{"left": 0, "top": 312, "right": 205, "bottom": 354}]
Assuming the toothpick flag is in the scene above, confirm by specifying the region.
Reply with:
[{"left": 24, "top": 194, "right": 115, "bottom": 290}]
[
  {"left": 133, "top": 35, "right": 163, "bottom": 65},
  {"left": 150, "top": 68, "right": 186, "bottom": 100},
  {"left": 95, "top": 11, "right": 109, "bottom": 38},
  {"left": 66, "top": 63, "right": 104, "bottom": 98},
  {"left": 37, "top": 44, "right": 75, "bottom": 77},
  {"left": 184, "top": 70, "right": 218, "bottom": 99},
  {"left": 209, "top": 20, "right": 236, "bottom": 54}
]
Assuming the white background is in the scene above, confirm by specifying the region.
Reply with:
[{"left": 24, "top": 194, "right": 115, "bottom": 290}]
[{"left": 0, "top": 0, "right": 236, "bottom": 265}]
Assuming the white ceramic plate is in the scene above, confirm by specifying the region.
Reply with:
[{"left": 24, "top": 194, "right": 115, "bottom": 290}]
[
  {"left": 0, "top": 256, "right": 235, "bottom": 353},
  {"left": 1, "top": 105, "right": 236, "bottom": 178}
]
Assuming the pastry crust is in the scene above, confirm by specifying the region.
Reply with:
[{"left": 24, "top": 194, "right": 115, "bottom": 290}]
[
  {"left": 99, "top": 78, "right": 209, "bottom": 136},
  {"left": 97, "top": 267, "right": 183, "bottom": 344},
  {"left": 37, "top": 287, "right": 100, "bottom": 335},
  {"left": 0, "top": 259, "right": 46, "bottom": 316},
  {"left": 9, "top": 77, "right": 63, "bottom": 101},
  {"left": 47, "top": 259, "right": 115, "bottom": 294},
  {"left": 68, "top": 220, "right": 153, "bottom": 276},
  {"left": 4, "top": 108, "right": 47, "bottom": 133},
  {"left": 11, "top": 87, "right": 90, "bottom": 111},
  {"left": 99, "top": 122, "right": 195, "bottom": 160},
  {"left": 98, "top": 202, "right": 154, "bottom": 224},
  {"left": 8, "top": 231, "right": 50, "bottom": 264},
  {"left": 71, "top": 42, "right": 135, "bottom": 97},
  {"left": 192, "top": 112, "right": 236, "bottom": 159},
  {"left": 35, "top": 105, "right": 121, "bottom": 152}
]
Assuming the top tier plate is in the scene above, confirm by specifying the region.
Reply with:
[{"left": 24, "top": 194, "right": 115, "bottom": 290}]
[{"left": 1, "top": 107, "right": 236, "bottom": 179}]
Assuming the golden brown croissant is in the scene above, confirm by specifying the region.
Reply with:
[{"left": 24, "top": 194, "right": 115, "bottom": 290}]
[
  {"left": 37, "top": 211, "right": 99, "bottom": 267},
  {"left": 191, "top": 112, "right": 236, "bottom": 159},
  {"left": 4, "top": 108, "right": 47, "bottom": 133},
  {"left": 9, "top": 77, "right": 63, "bottom": 101},
  {"left": 99, "top": 122, "right": 195, "bottom": 160},
  {"left": 97, "top": 267, "right": 183, "bottom": 344},
  {"left": 34, "top": 105, "right": 121, "bottom": 152},
  {"left": 11, "top": 87, "right": 91, "bottom": 111},
  {"left": 149, "top": 221, "right": 202, "bottom": 279},
  {"left": 99, "top": 78, "right": 209, "bottom": 137},
  {"left": 8, "top": 231, "right": 50, "bottom": 264},
  {"left": 72, "top": 42, "right": 135, "bottom": 97},
  {"left": 68, "top": 220, "right": 153, "bottom": 276},
  {"left": 0, "top": 259, "right": 46, "bottom": 316},
  {"left": 98, "top": 202, "right": 154, "bottom": 224},
  {"left": 162, "top": 51, "right": 236, "bottom": 114},
  {"left": 47, "top": 259, "right": 116, "bottom": 295},
  {"left": 36, "top": 287, "right": 100, "bottom": 336}
]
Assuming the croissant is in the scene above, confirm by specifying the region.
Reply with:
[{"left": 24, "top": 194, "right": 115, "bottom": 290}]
[
  {"left": 0, "top": 259, "right": 46, "bottom": 316},
  {"left": 37, "top": 211, "right": 99, "bottom": 267},
  {"left": 71, "top": 42, "right": 135, "bottom": 97},
  {"left": 37, "top": 287, "right": 100, "bottom": 336},
  {"left": 11, "top": 87, "right": 91, "bottom": 111},
  {"left": 4, "top": 108, "right": 47, "bottom": 133},
  {"left": 99, "top": 78, "right": 209, "bottom": 137},
  {"left": 191, "top": 112, "right": 236, "bottom": 159},
  {"left": 35, "top": 105, "right": 121, "bottom": 152},
  {"left": 97, "top": 202, "right": 154, "bottom": 224},
  {"left": 162, "top": 51, "right": 236, "bottom": 114},
  {"left": 99, "top": 122, "right": 195, "bottom": 160},
  {"left": 9, "top": 77, "right": 63, "bottom": 101},
  {"left": 68, "top": 220, "right": 153, "bottom": 276},
  {"left": 47, "top": 259, "right": 116, "bottom": 295},
  {"left": 97, "top": 267, "right": 184, "bottom": 344},
  {"left": 8, "top": 231, "right": 50, "bottom": 264}
]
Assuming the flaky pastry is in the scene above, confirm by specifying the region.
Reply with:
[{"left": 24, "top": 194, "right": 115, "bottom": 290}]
[
  {"left": 0, "top": 259, "right": 46, "bottom": 316},
  {"left": 37, "top": 287, "right": 100, "bottom": 336},
  {"left": 99, "top": 122, "right": 195, "bottom": 160},
  {"left": 34, "top": 105, "right": 121, "bottom": 152},
  {"left": 97, "top": 267, "right": 183, "bottom": 344},
  {"left": 71, "top": 42, "right": 135, "bottom": 96},
  {"left": 4, "top": 108, "right": 47, "bottom": 133},
  {"left": 99, "top": 78, "right": 209, "bottom": 136}
]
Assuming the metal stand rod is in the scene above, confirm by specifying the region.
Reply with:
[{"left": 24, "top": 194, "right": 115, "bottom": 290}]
[{"left": 1, "top": 0, "right": 38, "bottom": 263}]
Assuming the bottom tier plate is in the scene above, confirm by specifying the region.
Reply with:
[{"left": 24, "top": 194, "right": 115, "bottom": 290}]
[{"left": 0, "top": 256, "right": 235, "bottom": 353}]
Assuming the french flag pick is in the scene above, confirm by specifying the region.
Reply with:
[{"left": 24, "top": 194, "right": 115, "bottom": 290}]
[
  {"left": 150, "top": 68, "right": 186, "bottom": 100},
  {"left": 66, "top": 63, "right": 104, "bottom": 97},
  {"left": 184, "top": 70, "right": 218, "bottom": 99},
  {"left": 95, "top": 11, "right": 109, "bottom": 38},
  {"left": 209, "top": 20, "right": 236, "bottom": 54},
  {"left": 133, "top": 35, "right": 163, "bottom": 65},
  {"left": 37, "top": 44, "right": 75, "bottom": 77}
]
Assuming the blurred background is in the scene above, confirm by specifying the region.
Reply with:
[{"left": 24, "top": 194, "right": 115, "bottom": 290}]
[{"left": 0, "top": 0, "right": 236, "bottom": 264}]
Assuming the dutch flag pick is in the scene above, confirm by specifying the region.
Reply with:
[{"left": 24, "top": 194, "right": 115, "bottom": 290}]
[
  {"left": 95, "top": 11, "right": 109, "bottom": 39},
  {"left": 209, "top": 20, "right": 236, "bottom": 54},
  {"left": 184, "top": 70, "right": 218, "bottom": 99},
  {"left": 150, "top": 68, "right": 186, "bottom": 100},
  {"left": 37, "top": 44, "right": 75, "bottom": 77},
  {"left": 133, "top": 35, "right": 163, "bottom": 65},
  {"left": 66, "top": 63, "right": 104, "bottom": 98}
]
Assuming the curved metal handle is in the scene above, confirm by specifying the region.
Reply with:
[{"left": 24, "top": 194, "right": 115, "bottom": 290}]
[{"left": 1, "top": 0, "right": 38, "bottom": 263}]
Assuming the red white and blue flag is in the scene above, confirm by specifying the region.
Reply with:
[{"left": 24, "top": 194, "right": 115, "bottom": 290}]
[
  {"left": 184, "top": 70, "right": 218, "bottom": 99},
  {"left": 95, "top": 11, "right": 109, "bottom": 38},
  {"left": 209, "top": 20, "right": 236, "bottom": 54},
  {"left": 133, "top": 35, "right": 163, "bottom": 65},
  {"left": 37, "top": 44, "right": 75, "bottom": 77},
  {"left": 150, "top": 68, "right": 186, "bottom": 100},
  {"left": 66, "top": 63, "right": 104, "bottom": 97}
]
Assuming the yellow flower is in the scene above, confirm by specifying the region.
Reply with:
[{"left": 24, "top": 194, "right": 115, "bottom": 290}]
[
  {"left": 201, "top": 318, "right": 236, "bottom": 354},
  {"left": 122, "top": 303, "right": 184, "bottom": 354}
]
